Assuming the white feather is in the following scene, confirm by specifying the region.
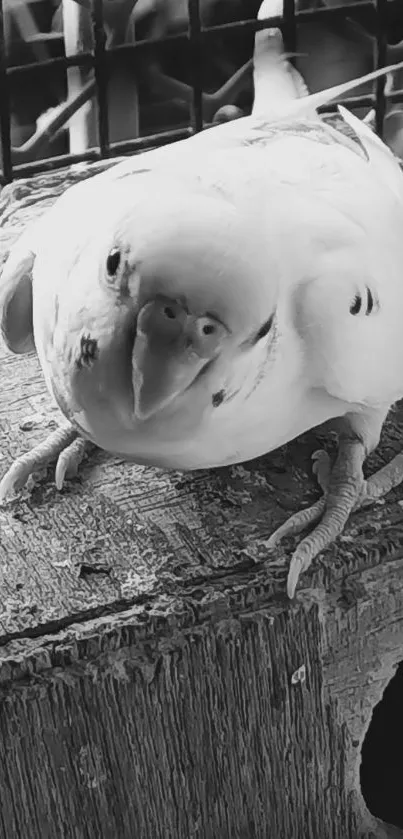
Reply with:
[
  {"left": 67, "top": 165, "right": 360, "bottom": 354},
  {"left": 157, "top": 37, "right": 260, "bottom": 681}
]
[
  {"left": 2, "top": 2, "right": 403, "bottom": 471},
  {"left": 253, "top": 0, "right": 313, "bottom": 117}
]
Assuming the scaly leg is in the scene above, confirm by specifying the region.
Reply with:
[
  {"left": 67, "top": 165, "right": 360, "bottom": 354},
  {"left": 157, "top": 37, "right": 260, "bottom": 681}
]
[
  {"left": 0, "top": 422, "right": 93, "bottom": 502},
  {"left": 266, "top": 408, "right": 398, "bottom": 598}
]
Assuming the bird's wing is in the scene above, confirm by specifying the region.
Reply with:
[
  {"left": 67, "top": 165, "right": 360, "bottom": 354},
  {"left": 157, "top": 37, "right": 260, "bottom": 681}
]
[
  {"left": 286, "top": 130, "right": 403, "bottom": 409},
  {"left": 0, "top": 215, "right": 45, "bottom": 353}
]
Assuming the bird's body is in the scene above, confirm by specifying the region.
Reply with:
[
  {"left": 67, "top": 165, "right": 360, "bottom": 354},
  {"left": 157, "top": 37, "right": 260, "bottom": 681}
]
[
  {"left": 26, "top": 112, "right": 403, "bottom": 469},
  {"left": 2, "top": 0, "right": 403, "bottom": 596}
]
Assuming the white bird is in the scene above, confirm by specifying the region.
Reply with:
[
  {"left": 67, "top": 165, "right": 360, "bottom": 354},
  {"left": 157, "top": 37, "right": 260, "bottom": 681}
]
[{"left": 1, "top": 0, "right": 403, "bottom": 599}]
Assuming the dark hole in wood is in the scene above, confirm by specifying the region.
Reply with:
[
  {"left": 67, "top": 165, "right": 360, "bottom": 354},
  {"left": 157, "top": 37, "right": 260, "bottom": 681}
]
[{"left": 360, "top": 663, "right": 403, "bottom": 829}]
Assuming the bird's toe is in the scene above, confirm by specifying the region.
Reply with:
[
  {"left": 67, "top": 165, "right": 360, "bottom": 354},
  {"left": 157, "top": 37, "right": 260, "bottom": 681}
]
[{"left": 0, "top": 423, "right": 81, "bottom": 502}]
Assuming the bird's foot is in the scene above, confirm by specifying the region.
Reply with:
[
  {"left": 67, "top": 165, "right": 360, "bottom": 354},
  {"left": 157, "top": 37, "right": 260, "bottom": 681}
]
[
  {"left": 311, "top": 448, "right": 403, "bottom": 510},
  {"left": 266, "top": 436, "right": 401, "bottom": 599},
  {"left": 0, "top": 423, "right": 92, "bottom": 503}
]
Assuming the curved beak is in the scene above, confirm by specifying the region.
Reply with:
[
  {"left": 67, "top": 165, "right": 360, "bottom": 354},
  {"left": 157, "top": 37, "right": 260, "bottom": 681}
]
[{"left": 132, "top": 296, "right": 229, "bottom": 420}]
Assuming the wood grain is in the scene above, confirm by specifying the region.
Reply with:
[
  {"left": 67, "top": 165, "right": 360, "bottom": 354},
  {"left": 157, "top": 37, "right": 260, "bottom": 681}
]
[{"left": 1, "top": 160, "right": 403, "bottom": 838}]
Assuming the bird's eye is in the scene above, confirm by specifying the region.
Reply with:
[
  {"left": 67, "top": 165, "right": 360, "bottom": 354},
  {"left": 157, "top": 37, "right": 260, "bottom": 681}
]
[{"left": 106, "top": 248, "right": 121, "bottom": 277}]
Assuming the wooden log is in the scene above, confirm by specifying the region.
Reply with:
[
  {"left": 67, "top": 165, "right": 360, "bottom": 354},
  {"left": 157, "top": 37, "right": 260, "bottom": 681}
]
[{"left": 1, "top": 162, "right": 403, "bottom": 838}]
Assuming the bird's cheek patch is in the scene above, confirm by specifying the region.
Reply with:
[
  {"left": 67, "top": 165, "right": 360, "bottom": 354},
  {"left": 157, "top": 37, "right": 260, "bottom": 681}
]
[{"left": 75, "top": 334, "right": 99, "bottom": 370}]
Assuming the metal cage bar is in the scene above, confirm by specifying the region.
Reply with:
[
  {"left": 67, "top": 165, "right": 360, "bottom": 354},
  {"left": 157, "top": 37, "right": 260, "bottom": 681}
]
[
  {"left": 188, "top": 0, "right": 203, "bottom": 133},
  {"left": 0, "top": 0, "right": 401, "bottom": 184},
  {"left": 374, "top": 0, "right": 388, "bottom": 138},
  {"left": 91, "top": 0, "right": 110, "bottom": 156},
  {"left": 282, "top": 0, "right": 297, "bottom": 57},
  {"left": 0, "top": 0, "right": 12, "bottom": 183}
]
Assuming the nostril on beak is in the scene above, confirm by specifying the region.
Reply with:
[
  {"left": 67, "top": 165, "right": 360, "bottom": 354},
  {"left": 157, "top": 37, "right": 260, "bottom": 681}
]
[
  {"left": 163, "top": 305, "right": 178, "bottom": 320},
  {"left": 188, "top": 316, "right": 228, "bottom": 359},
  {"left": 137, "top": 297, "right": 188, "bottom": 338},
  {"left": 135, "top": 298, "right": 229, "bottom": 361},
  {"left": 196, "top": 318, "right": 217, "bottom": 337}
]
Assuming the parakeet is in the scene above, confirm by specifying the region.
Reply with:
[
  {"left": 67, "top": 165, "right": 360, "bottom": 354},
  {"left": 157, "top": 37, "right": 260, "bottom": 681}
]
[{"left": 2, "top": 0, "right": 403, "bottom": 600}]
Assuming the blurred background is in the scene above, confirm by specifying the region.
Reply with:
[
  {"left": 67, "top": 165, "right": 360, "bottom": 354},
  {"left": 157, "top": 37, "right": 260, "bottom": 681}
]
[{"left": 2, "top": 0, "right": 403, "bottom": 175}]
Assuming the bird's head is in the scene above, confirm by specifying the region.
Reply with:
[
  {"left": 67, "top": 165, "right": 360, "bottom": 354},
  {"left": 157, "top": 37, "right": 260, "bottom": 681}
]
[{"left": 15, "top": 175, "right": 280, "bottom": 453}]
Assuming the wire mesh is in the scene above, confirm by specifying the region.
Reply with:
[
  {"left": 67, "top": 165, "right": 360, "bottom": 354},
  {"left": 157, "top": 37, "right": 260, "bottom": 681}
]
[{"left": 0, "top": 0, "right": 402, "bottom": 184}]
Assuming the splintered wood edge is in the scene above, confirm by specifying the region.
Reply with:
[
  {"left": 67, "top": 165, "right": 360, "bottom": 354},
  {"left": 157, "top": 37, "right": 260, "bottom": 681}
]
[{"left": 1, "top": 556, "right": 403, "bottom": 838}]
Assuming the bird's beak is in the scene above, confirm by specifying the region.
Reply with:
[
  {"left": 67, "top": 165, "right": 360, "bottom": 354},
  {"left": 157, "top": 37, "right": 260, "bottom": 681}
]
[
  {"left": 132, "top": 297, "right": 229, "bottom": 420},
  {"left": 132, "top": 339, "right": 205, "bottom": 420}
]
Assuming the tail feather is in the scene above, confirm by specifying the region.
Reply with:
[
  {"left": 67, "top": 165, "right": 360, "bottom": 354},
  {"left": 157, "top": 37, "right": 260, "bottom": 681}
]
[
  {"left": 252, "top": 0, "right": 403, "bottom": 128},
  {"left": 252, "top": 0, "right": 314, "bottom": 117},
  {"left": 273, "top": 60, "right": 403, "bottom": 123}
]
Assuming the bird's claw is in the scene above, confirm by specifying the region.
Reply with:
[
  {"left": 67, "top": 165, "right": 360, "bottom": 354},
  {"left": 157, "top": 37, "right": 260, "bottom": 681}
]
[
  {"left": 268, "top": 449, "right": 331, "bottom": 552},
  {"left": 54, "top": 437, "right": 90, "bottom": 490},
  {"left": 265, "top": 495, "right": 326, "bottom": 598},
  {"left": 287, "top": 553, "right": 308, "bottom": 600},
  {"left": 271, "top": 445, "right": 383, "bottom": 598},
  {"left": 266, "top": 496, "right": 326, "bottom": 550},
  {"left": 269, "top": 448, "right": 358, "bottom": 598},
  {"left": 0, "top": 424, "right": 90, "bottom": 502}
]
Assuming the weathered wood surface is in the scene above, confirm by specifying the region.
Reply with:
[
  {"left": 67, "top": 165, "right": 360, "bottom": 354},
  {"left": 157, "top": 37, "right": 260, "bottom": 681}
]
[{"left": 1, "top": 162, "right": 403, "bottom": 839}]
